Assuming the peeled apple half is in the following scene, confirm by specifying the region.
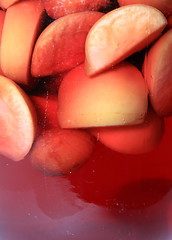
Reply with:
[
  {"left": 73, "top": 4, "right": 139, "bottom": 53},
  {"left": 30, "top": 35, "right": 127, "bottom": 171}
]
[{"left": 57, "top": 62, "right": 148, "bottom": 128}]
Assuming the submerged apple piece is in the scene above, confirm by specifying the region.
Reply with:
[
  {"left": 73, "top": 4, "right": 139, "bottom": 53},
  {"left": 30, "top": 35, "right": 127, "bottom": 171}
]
[
  {"left": 0, "top": 0, "right": 20, "bottom": 9},
  {"left": 0, "top": 0, "right": 45, "bottom": 87},
  {"left": 30, "top": 94, "right": 60, "bottom": 136},
  {"left": 85, "top": 4, "right": 167, "bottom": 76},
  {"left": 30, "top": 128, "right": 96, "bottom": 176},
  {"left": 0, "top": 76, "right": 37, "bottom": 161},
  {"left": 143, "top": 29, "right": 172, "bottom": 117},
  {"left": 31, "top": 11, "right": 104, "bottom": 77},
  {"left": 43, "top": 0, "right": 110, "bottom": 19},
  {"left": 118, "top": 0, "right": 172, "bottom": 17},
  {"left": 91, "top": 108, "right": 164, "bottom": 154},
  {"left": 57, "top": 62, "right": 148, "bottom": 128}
]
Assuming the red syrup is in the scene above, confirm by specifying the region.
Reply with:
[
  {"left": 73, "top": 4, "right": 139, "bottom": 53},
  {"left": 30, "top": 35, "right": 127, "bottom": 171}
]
[{"left": 0, "top": 116, "right": 172, "bottom": 239}]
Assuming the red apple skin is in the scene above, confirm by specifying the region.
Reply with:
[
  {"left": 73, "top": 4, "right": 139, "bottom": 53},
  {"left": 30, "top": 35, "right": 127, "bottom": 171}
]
[
  {"left": 0, "top": 0, "right": 45, "bottom": 87},
  {"left": 30, "top": 94, "right": 60, "bottom": 137},
  {"left": 143, "top": 29, "right": 172, "bottom": 117},
  {"left": 57, "top": 62, "right": 148, "bottom": 128},
  {"left": 31, "top": 11, "right": 104, "bottom": 77},
  {"left": 29, "top": 128, "right": 96, "bottom": 176},
  {"left": 91, "top": 108, "right": 164, "bottom": 154},
  {"left": 117, "top": 0, "right": 172, "bottom": 17},
  {"left": 43, "top": 0, "right": 110, "bottom": 19}
]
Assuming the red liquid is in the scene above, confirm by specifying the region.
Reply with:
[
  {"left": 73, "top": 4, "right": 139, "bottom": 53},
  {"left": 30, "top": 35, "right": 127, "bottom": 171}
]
[{"left": 0, "top": 117, "right": 172, "bottom": 239}]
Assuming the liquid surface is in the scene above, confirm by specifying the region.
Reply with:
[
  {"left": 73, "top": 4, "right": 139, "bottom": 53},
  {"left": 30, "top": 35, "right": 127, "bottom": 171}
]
[{"left": 0, "top": 117, "right": 172, "bottom": 240}]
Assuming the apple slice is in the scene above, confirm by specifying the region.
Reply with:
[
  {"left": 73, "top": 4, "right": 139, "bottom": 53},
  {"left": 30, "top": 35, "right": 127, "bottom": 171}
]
[
  {"left": 30, "top": 94, "right": 60, "bottom": 137},
  {"left": 118, "top": 0, "right": 172, "bottom": 17},
  {"left": 85, "top": 4, "right": 167, "bottom": 76},
  {"left": 91, "top": 108, "right": 164, "bottom": 154},
  {"left": 143, "top": 29, "right": 172, "bottom": 117},
  {"left": 0, "top": 0, "right": 45, "bottom": 87},
  {"left": 31, "top": 11, "right": 104, "bottom": 77},
  {"left": 0, "top": 10, "right": 5, "bottom": 75},
  {"left": 43, "top": 0, "right": 110, "bottom": 19},
  {"left": 0, "top": 76, "right": 37, "bottom": 161},
  {"left": 57, "top": 62, "right": 148, "bottom": 128},
  {"left": 0, "top": 0, "right": 20, "bottom": 9},
  {"left": 29, "top": 128, "right": 96, "bottom": 176}
]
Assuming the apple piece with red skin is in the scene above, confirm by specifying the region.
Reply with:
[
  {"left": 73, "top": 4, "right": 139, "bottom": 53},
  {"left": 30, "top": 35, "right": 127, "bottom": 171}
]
[
  {"left": 143, "top": 29, "right": 172, "bottom": 117},
  {"left": 43, "top": 0, "right": 110, "bottom": 19},
  {"left": 30, "top": 94, "right": 60, "bottom": 137},
  {"left": 29, "top": 128, "right": 96, "bottom": 176},
  {"left": 31, "top": 11, "right": 104, "bottom": 78},
  {"left": 91, "top": 108, "right": 164, "bottom": 154},
  {"left": 57, "top": 62, "right": 148, "bottom": 128},
  {"left": 85, "top": 4, "right": 167, "bottom": 77},
  {"left": 118, "top": 0, "right": 172, "bottom": 17},
  {"left": 0, "top": 0, "right": 45, "bottom": 87},
  {"left": 0, "top": 75, "right": 37, "bottom": 161},
  {"left": 0, "top": 10, "right": 5, "bottom": 75}
]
